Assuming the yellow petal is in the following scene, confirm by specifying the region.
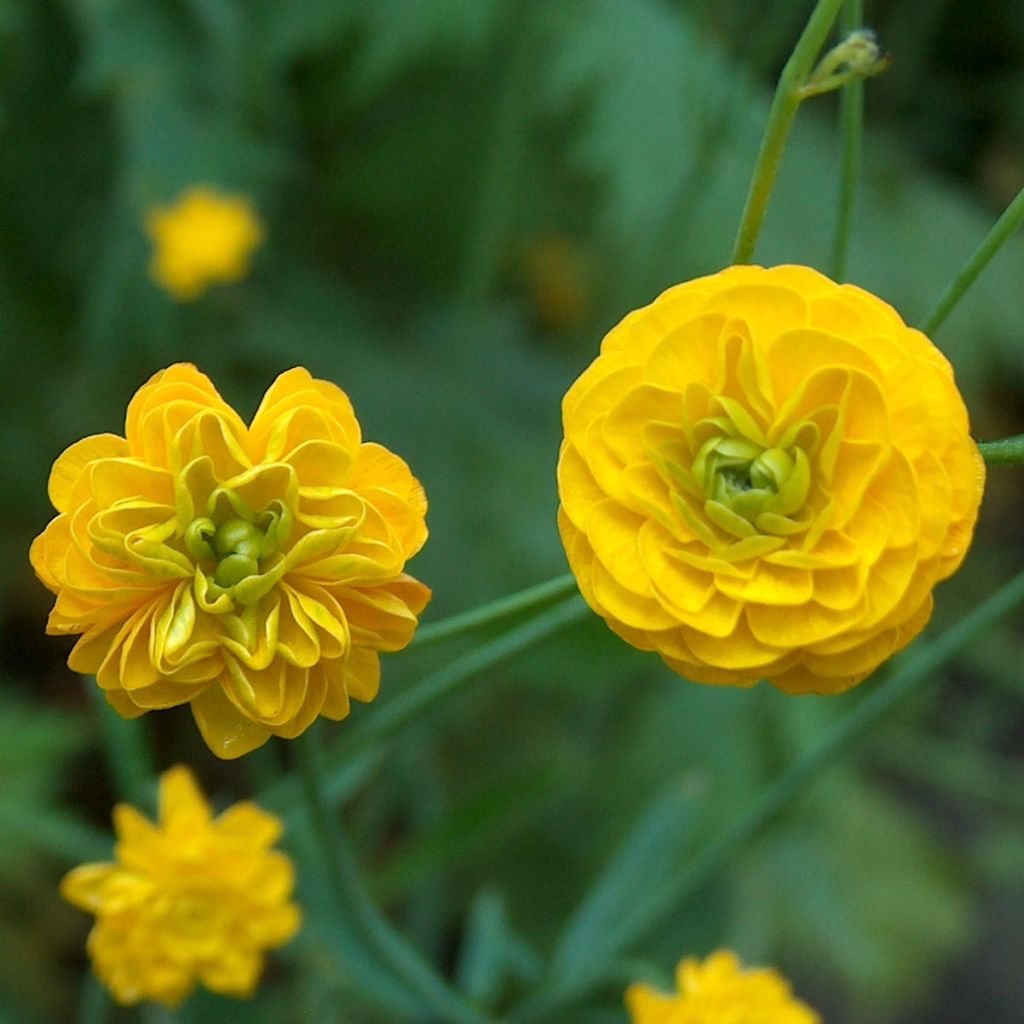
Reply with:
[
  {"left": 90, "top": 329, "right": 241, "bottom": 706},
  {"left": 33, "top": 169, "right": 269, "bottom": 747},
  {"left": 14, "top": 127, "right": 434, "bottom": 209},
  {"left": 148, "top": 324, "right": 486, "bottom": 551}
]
[
  {"left": 190, "top": 685, "right": 272, "bottom": 759},
  {"left": 48, "top": 434, "right": 129, "bottom": 513}
]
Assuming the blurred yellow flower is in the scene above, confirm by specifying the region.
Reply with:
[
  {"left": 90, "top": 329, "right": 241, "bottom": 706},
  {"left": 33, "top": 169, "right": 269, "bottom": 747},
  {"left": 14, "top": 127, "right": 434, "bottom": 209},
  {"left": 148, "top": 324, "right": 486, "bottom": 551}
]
[
  {"left": 31, "top": 364, "right": 429, "bottom": 757},
  {"left": 62, "top": 765, "right": 300, "bottom": 1007},
  {"left": 146, "top": 187, "right": 264, "bottom": 301},
  {"left": 626, "top": 950, "right": 819, "bottom": 1024},
  {"left": 558, "top": 264, "right": 984, "bottom": 694}
]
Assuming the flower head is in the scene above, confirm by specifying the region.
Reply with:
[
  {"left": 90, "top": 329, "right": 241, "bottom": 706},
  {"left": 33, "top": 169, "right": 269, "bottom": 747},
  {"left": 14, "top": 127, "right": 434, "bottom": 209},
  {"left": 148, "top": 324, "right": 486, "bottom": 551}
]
[
  {"left": 62, "top": 766, "right": 300, "bottom": 1007},
  {"left": 146, "top": 187, "right": 263, "bottom": 301},
  {"left": 626, "top": 950, "right": 819, "bottom": 1024},
  {"left": 558, "top": 265, "right": 984, "bottom": 694},
  {"left": 31, "top": 364, "right": 429, "bottom": 757}
]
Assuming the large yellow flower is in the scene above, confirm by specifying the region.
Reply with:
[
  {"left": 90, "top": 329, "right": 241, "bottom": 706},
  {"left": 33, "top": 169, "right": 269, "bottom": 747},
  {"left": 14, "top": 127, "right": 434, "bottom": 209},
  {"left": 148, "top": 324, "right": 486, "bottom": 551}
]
[
  {"left": 146, "top": 187, "right": 263, "bottom": 301},
  {"left": 31, "top": 364, "right": 429, "bottom": 757},
  {"left": 626, "top": 950, "right": 820, "bottom": 1024},
  {"left": 62, "top": 766, "right": 300, "bottom": 1007},
  {"left": 558, "top": 265, "right": 984, "bottom": 694}
]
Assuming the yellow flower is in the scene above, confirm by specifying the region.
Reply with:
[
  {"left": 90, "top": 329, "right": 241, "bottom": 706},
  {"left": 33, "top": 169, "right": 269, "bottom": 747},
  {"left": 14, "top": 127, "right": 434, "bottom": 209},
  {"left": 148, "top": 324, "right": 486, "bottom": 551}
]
[
  {"left": 626, "top": 950, "right": 820, "bottom": 1024},
  {"left": 558, "top": 265, "right": 984, "bottom": 694},
  {"left": 31, "top": 364, "right": 429, "bottom": 758},
  {"left": 62, "top": 766, "right": 300, "bottom": 1007},
  {"left": 146, "top": 187, "right": 264, "bottom": 301}
]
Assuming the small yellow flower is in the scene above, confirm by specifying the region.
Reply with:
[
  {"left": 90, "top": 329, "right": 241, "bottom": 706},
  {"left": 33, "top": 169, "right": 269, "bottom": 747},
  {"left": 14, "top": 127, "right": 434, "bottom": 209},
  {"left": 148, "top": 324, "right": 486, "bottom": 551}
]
[
  {"left": 146, "top": 187, "right": 264, "bottom": 301},
  {"left": 62, "top": 766, "right": 300, "bottom": 1007},
  {"left": 626, "top": 950, "right": 820, "bottom": 1024},
  {"left": 558, "top": 265, "right": 984, "bottom": 694},
  {"left": 31, "top": 364, "right": 429, "bottom": 758}
]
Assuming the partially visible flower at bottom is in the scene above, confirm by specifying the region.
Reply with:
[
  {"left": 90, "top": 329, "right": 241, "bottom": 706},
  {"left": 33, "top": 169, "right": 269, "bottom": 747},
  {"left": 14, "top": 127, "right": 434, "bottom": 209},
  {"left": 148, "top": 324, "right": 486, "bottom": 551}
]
[
  {"left": 626, "top": 950, "right": 820, "bottom": 1024},
  {"left": 61, "top": 766, "right": 300, "bottom": 1007},
  {"left": 146, "top": 186, "right": 264, "bottom": 301}
]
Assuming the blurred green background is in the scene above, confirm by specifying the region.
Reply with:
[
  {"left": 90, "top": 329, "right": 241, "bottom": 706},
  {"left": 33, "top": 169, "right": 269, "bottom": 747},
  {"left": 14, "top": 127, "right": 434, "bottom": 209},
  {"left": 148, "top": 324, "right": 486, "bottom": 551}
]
[{"left": 2, "top": 1, "right": 1024, "bottom": 1021}]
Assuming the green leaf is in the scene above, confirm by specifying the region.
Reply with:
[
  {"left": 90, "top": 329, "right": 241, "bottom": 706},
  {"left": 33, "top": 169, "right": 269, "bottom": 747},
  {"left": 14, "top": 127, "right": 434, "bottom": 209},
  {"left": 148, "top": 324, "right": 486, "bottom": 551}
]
[{"left": 550, "top": 776, "right": 705, "bottom": 995}]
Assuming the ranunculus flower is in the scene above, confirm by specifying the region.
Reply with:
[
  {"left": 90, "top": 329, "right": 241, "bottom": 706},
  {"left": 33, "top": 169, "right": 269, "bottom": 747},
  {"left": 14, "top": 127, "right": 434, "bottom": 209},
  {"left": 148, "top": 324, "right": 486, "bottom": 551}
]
[
  {"left": 146, "top": 187, "right": 264, "bottom": 301},
  {"left": 31, "top": 364, "right": 429, "bottom": 757},
  {"left": 62, "top": 766, "right": 300, "bottom": 1006},
  {"left": 558, "top": 264, "right": 984, "bottom": 694},
  {"left": 626, "top": 950, "right": 820, "bottom": 1024}
]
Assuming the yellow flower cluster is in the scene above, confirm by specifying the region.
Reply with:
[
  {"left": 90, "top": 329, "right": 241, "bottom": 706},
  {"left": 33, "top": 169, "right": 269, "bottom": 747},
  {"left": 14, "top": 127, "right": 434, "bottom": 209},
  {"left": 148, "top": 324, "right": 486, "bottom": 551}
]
[
  {"left": 558, "top": 264, "right": 984, "bottom": 693},
  {"left": 31, "top": 364, "right": 429, "bottom": 758},
  {"left": 626, "top": 950, "right": 820, "bottom": 1024},
  {"left": 146, "top": 187, "right": 263, "bottom": 301},
  {"left": 62, "top": 767, "right": 300, "bottom": 1007}
]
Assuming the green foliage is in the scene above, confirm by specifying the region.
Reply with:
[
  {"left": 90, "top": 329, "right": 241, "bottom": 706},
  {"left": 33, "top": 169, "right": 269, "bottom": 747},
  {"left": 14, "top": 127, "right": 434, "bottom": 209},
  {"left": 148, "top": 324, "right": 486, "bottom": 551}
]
[{"left": 2, "top": 1, "right": 1023, "bottom": 1022}]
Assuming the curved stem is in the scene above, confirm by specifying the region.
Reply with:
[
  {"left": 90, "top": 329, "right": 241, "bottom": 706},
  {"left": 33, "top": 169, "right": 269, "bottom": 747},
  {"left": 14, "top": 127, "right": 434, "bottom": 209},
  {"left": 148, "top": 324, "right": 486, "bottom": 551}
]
[
  {"left": 830, "top": 0, "right": 864, "bottom": 280},
  {"left": 259, "top": 598, "right": 591, "bottom": 816},
  {"left": 295, "top": 729, "right": 491, "bottom": 1024},
  {"left": 76, "top": 974, "right": 109, "bottom": 1024},
  {"left": 505, "top": 568, "right": 1024, "bottom": 1022},
  {"left": 732, "top": 0, "right": 846, "bottom": 264},
  {"left": 411, "top": 574, "right": 579, "bottom": 650},
  {"left": 919, "top": 183, "right": 1024, "bottom": 336},
  {"left": 978, "top": 434, "right": 1024, "bottom": 465},
  {"left": 328, "top": 598, "right": 589, "bottom": 773}
]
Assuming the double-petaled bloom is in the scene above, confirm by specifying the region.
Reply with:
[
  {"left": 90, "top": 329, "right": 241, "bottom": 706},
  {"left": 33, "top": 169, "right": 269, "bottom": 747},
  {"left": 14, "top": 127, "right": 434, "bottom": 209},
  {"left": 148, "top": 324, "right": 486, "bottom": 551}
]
[
  {"left": 626, "top": 950, "right": 820, "bottom": 1024},
  {"left": 62, "top": 766, "right": 300, "bottom": 1006},
  {"left": 31, "top": 364, "right": 429, "bottom": 757},
  {"left": 558, "top": 265, "right": 984, "bottom": 694}
]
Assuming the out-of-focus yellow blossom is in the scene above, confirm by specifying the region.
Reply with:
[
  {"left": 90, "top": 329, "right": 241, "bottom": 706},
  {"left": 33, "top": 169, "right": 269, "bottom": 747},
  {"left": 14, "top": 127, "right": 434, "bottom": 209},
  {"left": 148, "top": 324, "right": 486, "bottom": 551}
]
[
  {"left": 31, "top": 364, "right": 429, "bottom": 758},
  {"left": 146, "top": 187, "right": 263, "bottom": 301},
  {"left": 558, "top": 264, "right": 984, "bottom": 694},
  {"left": 626, "top": 950, "right": 820, "bottom": 1024},
  {"left": 61, "top": 766, "right": 300, "bottom": 1007},
  {"left": 522, "top": 233, "right": 590, "bottom": 333}
]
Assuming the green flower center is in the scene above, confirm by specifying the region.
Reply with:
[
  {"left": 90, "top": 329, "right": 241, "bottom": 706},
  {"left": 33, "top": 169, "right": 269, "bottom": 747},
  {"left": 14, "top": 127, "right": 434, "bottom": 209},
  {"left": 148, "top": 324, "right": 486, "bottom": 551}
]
[
  {"left": 691, "top": 436, "right": 811, "bottom": 540},
  {"left": 184, "top": 504, "right": 293, "bottom": 592}
]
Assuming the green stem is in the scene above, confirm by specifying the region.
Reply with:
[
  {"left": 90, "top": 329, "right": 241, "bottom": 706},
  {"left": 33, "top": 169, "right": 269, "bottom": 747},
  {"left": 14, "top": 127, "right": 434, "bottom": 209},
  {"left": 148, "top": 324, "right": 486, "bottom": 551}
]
[
  {"left": 830, "top": 0, "right": 864, "bottom": 280},
  {"left": 458, "top": 9, "right": 532, "bottom": 311},
  {"left": 732, "top": 0, "right": 846, "bottom": 264},
  {"left": 294, "top": 729, "right": 491, "bottom": 1024},
  {"left": 326, "top": 598, "right": 589, "bottom": 775},
  {"left": 919, "top": 183, "right": 1024, "bottom": 336},
  {"left": 75, "top": 974, "right": 109, "bottom": 1024},
  {"left": 978, "top": 434, "right": 1024, "bottom": 465},
  {"left": 506, "top": 568, "right": 1024, "bottom": 1022},
  {"left": 87, "top": 682, "right": 154, "bottom": 803},
  {"left": 411, "top": 575, "right": 578, "bottom": 650}
]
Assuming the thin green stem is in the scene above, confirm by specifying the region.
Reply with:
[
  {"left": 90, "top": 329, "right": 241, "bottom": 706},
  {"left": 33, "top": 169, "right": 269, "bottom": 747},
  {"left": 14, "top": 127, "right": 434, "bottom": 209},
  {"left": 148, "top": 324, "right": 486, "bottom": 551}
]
[
  {"left": 458, "top": 9, "right": 532, "bottom": 311},
  {"left": 830, "top": 0, "right": 864, "bottom": 280},
  {"left": 75, "top": 974, "right": 109, "bottom": 1024},
  {"left": 411, "top": 574, "right": 578, "bottom": 650},
  {"left": 919, "top": 183, "right": 1024, "bottom": 336},
  {"left": 87, "top": 682, "right": 154, "bottom": 803},
  {"left": 294, "top": 729, "right": 491, "bottom": 1024},
  {"left": 640, "top": 569, "right": 1024, "bottom": 938},
  {"left": 978, "top": 434, "right": 1024, "bottom": 465},
  {"left": 326, "top": 598, "right": 589, "bottom": 773},
  {"left": 505, "top": 568, "right": 1024, "bottom": 1022},
  {"left": 732, "top": 0, "right": 845, "bottom": 264},
  {"left": 260, "top": 598, "right": 590, "bottom": 823}
]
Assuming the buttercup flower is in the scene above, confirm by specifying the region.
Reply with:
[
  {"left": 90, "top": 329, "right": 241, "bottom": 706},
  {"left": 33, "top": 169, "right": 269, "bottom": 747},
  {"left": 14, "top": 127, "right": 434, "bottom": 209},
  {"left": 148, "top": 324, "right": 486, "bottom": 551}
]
[
  {"left": 31, "top": 364, "right": 429, "bottom": 757},
  {"left": 558, "top": 264, "right": 984, "bottom": 694},
  {"left": 146, "top": 187, "right": 263, "bottom": 301},
  {"left": 62, "top": 766, "right": 300, "bottom": 1007},
  {"left": 626, "top": 950, "right": 820, "bottom": 1024}
]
